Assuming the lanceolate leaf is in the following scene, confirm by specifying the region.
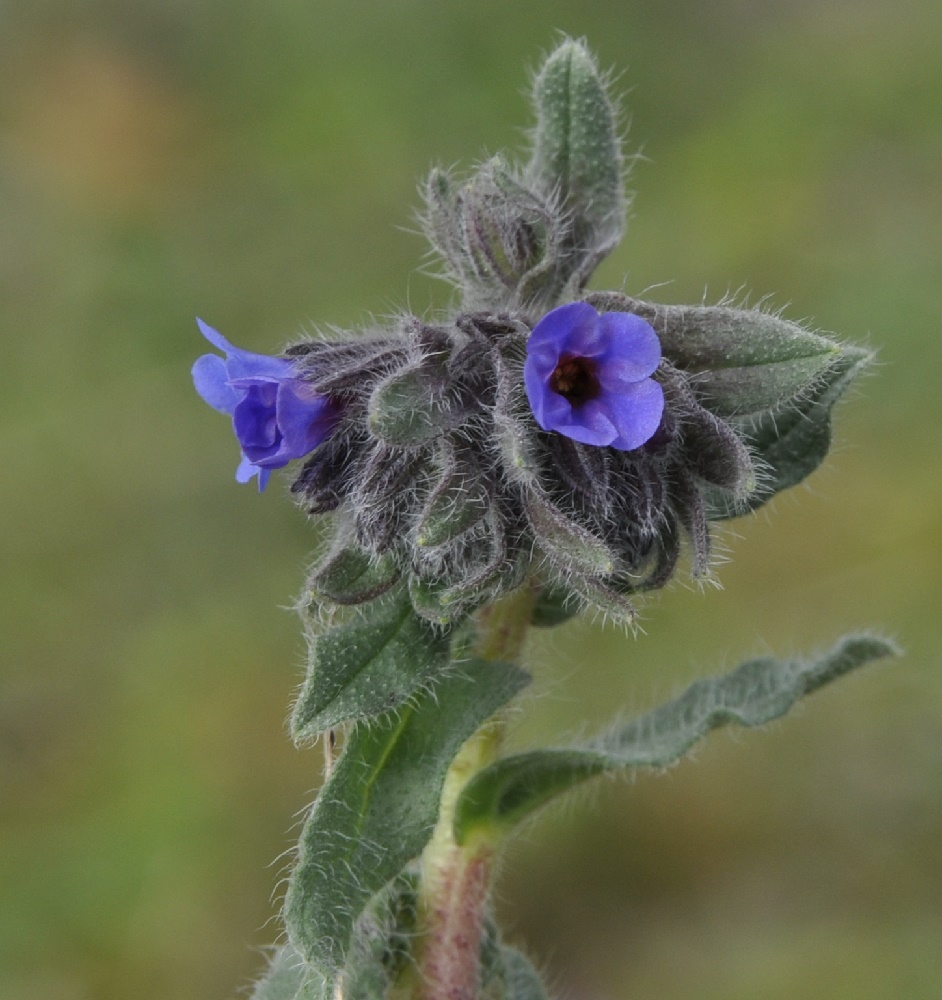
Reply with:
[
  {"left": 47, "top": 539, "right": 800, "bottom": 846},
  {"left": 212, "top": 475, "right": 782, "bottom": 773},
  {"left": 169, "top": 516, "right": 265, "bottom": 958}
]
[
  {"left": 291, "top": 585, "right": 452, "bottom": 737},
  {"left": 527, "top": 38, "right": 624, "bottom": 271},
  {"left": 734, "top": 345, "right": 873, "bottom": 509},
  {"left": 454, "top": 635, "right": 898, "bottom": 845},
  {"left": 705, "top": 345, "right": 873, "bottom": 519},
  {"left": 286, "top": 658, "right": 530, "bottom": 974}
]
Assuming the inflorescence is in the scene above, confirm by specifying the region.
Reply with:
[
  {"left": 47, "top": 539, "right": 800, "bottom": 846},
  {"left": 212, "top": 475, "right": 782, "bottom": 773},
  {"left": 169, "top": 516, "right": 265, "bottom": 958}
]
[{"left": 192, "top": 39, "right": 859, "bottom": 631}]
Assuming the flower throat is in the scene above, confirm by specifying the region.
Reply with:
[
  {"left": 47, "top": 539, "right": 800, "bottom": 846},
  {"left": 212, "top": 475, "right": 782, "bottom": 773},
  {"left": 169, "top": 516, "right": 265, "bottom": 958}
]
[{"left": 550, "top": 354, "right": 600, "bottom": 404}]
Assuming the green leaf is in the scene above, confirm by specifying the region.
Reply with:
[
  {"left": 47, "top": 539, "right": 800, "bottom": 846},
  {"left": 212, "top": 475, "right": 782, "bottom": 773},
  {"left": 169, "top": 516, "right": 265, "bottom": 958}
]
[
  {"left": 708, "top": 345, "right": 873, "bottom": 518},
  {"left": 291, "top": 586, "right": 452, "bottom": 737},
  {"left": 249, "top": 944, "right": 329, "bottom": 1000},
  {"left": 563, "top": 573, "right": 637, "bottom": 627},
  {"left": 476, "top": 919, "right": 550, "bottom": 1000},
  {"left": 454, "top": 634, "right": 898, "bottom": 845},
  {"left": 306, "top": 541, "right": 400, "bottom": 606},
  {"left": 286, "top": 657, "right": 530, "bottom": 973},
  {"left": 342, "top": 871, "right": 419, "bottom": 1000},
  {"left": 528, "top": 38, "right": 623, "bottom": 269},
  {"left": 415, "top": 450, "right": 492, "bottom": 550},
  {"left": 500, "top": 946, "right": 551, "bottom": 1000},
  {"left": 740, "top": 345, "right": 872, "bottom": 503}
]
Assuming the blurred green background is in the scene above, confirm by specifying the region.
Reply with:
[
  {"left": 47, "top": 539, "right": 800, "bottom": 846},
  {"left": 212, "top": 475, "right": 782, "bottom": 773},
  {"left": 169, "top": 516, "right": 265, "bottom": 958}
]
[{"left": 2, "top": 1, "right": 940, "bottom": 998}]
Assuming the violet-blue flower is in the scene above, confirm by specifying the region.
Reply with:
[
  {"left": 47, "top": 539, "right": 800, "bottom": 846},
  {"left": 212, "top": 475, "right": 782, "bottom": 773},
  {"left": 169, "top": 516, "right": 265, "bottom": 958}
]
[
  {"left": 192, "top": 319, "right": 340, "bottom": 491},
  {"left": 524, "top": 301, "right": 664, "bottom": 451}
]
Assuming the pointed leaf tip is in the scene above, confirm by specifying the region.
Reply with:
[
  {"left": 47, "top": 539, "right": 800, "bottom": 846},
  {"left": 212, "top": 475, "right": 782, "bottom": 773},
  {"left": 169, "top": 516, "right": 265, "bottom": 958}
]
[
  {"left": 292, "top": 587, "right": 452, "bottom": 736},
  {"left": 528, "top": 38, "right": 624, "bottom": 284},
  {"left": 454, "top": 633, "right": 897, "bottom": 844}
]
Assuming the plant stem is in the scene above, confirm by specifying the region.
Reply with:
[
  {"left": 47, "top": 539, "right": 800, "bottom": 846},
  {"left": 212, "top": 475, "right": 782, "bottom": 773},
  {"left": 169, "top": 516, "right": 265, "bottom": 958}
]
[{"left": 407, "top": 584, "right": 536, "bottom": 1000}]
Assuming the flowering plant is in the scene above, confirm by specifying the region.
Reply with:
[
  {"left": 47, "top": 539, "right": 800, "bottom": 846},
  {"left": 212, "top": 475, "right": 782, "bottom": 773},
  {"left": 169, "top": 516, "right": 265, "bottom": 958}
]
[{"left": 193, "top": 39, "right": 896, "bottom": 1000}]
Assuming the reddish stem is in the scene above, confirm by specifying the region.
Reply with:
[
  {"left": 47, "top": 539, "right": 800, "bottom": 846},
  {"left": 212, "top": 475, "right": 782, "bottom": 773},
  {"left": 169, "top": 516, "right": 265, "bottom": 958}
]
[{"left": 419, "top": 844, "right": 494, "bottom": 1000}]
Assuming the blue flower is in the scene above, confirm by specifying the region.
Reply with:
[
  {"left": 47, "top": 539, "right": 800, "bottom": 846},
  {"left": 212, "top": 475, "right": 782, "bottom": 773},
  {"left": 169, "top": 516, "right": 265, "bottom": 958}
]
[
  {"left": 523, "top": 301, "right": 664, "bottom": 451},
  {"left": 192, "top": 319, "right": 340, "bottom": 491}
]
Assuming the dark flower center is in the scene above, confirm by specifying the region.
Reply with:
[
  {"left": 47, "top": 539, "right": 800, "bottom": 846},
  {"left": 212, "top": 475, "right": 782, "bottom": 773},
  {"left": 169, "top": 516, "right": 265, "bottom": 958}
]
[{"left": 550, "top": 354, "right": 600, "bottom": 405}]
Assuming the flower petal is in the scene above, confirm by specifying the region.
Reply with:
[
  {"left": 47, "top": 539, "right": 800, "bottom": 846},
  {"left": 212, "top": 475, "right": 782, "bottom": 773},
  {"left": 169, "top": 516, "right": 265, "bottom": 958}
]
[
  {"left": 603, "top": 378, "right": 665, "bottom": 451},
  {"left": 597, "top": 312, "right": 662, "bottom": 384},
  {"left": 233, "top": 386, "right": 280, "bottom": 455},
  {"left": 236, "top": 453, "right": 262, "bottom": 483},
  {"left": 192, "top": 353, "right": 240, "bottom": 414},
  {"left": 524, "top": 355, "right": 563, "bottom": 428},
  {"left": 555, "top": 400, "right": 618, "bottom": 446},
  {"left": 526, "top": 339, "right": 565, "bottom": 377},
  {"left": 275, "top": 381, "right": 340, "bottom": 460},
  {"left": 196, "top": 318, "right": 294, "bottom": 381},
  {"left": 196, "top": 317, "right": 237, "bottom": 354},
  {"left": 528, "top": 301, "right": 603, "bottom": 357},
  {"left": 234, "top": 455, "right": 272, "bottom": 492}
]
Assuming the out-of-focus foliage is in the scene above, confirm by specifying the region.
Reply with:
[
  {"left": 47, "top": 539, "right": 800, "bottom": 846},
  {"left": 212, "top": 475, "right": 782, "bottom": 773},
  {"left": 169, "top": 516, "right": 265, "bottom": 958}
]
[{"left": 1, "top": 2, "right": 940, "bottom": 999}]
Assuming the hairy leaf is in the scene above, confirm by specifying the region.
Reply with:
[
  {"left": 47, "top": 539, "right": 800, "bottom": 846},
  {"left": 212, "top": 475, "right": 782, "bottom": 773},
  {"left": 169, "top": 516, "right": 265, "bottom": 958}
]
[
  {"left": 342, "top": 872, "right": 419, "bottom": 1000},
  {"left": 500, "top": 946, "right": 551, "bottom": 1000},
  {"left": 587, "top": 293, "right": 842, "bottom": 417},
  {"left": 306, "top": 541, "right": 400, "bottom": 606},
  {"left": 368, "top": 362, "right": 467, "bottom": 447},
  {"left": 527, "top": 38, "right": 623, "bottom": 271},
  {"left": 415, "top": 450, "right": 492, "bottom": 549},
  {"left": 530, "top": 582, "right": 580, "bottom": 628},
  {"left": 286, "top": 658, "right": 530, "bottom": 973},
  {"left": 249, "top": 944, "right": 329, "bottom": 1000},
  {"left": 735, "top": 345, "right": 873, "bottom": 508},
  {"left": 292, "top": 585, "right": 452, "bottom": 737},
  {"left": 454, "top": 634, "right": 897, "bottom": 844}
]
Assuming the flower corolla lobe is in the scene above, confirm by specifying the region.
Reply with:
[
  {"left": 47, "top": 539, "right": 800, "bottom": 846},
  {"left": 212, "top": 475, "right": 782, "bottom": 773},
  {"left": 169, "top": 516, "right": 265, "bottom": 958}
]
[
  {"left": 524, "top": 302, "right": 664, "bottom": 451},
  {"left": 192, "top": 320, "right": 339, "bottom": 490}
]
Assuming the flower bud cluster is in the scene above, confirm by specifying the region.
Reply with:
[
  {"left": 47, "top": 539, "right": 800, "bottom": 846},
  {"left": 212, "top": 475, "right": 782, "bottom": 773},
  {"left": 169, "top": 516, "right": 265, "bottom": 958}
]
[
  {"left": 423, "top": 157, "right": 567, "bottom": 313},
  {"left": 192, "top": 36, "right": 860, "bottom": 631},
  {"left": 286, "top": 303, "right": 761, "bottom": 627}
]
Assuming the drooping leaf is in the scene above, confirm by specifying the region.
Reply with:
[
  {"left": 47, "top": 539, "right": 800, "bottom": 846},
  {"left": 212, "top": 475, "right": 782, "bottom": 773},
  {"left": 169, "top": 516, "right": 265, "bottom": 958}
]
[
  {"left": 291, "top": 585, "right": 452, "bottom": 737},
  {"left": 286, "top": 657, "right": 530, "bottom": 974},
  {"left": 454, "top": 634, "right": 898, "bottom": 845}
]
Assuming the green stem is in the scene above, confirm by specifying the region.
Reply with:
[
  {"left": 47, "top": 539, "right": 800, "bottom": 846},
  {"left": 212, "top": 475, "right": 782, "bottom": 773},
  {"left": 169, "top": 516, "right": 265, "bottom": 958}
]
[{"left": 402, "top": 584, "right": 536, "bottom": 1000}]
